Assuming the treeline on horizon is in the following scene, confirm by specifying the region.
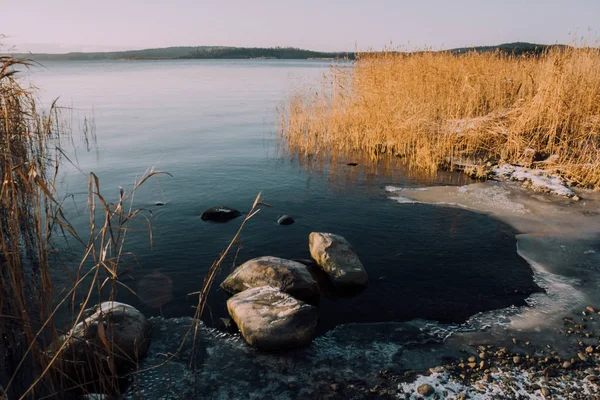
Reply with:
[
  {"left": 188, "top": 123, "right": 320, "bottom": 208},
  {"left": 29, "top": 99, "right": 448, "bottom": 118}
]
[
  {"left": 6, "top": 42, "right": 572, "bottom": 61},
  {"left": 181, "top": 46, "right": 353, "bottom": 59}
]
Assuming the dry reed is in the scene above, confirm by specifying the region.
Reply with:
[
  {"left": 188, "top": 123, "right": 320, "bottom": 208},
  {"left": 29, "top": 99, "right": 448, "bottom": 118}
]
[
  {"left": 280, "top": 45, "right": 600, "bottom": 187},
  {"left": 1, "top": 54, "right": 266, "bottom": 399}
]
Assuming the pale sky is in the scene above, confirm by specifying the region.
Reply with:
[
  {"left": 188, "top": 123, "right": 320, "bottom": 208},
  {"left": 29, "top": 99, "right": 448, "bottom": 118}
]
[{"left": 2, "top": 0, "right": 599, "bottom": 53}]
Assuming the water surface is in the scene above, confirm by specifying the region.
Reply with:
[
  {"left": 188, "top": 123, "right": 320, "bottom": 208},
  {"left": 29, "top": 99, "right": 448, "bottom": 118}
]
[{"left": 28, "top": 60, "right": 538, "bottom": 336}]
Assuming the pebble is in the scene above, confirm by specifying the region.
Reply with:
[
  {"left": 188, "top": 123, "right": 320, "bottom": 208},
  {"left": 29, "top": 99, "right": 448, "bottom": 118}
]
[
  {"left": 513, "top": 356, "right": 521, "bottom": 364},
  {"left": 587, "top": 306, "right": 596, "bottom": 313},
  {"left": 541, "top": 387, "right": 551, "bottom": 397},
  {"left": 417, "top": 384, "right": 435, "bottom": 397},
  {"left": 578, "top": 352, "right": 588, "bottom": 362}
]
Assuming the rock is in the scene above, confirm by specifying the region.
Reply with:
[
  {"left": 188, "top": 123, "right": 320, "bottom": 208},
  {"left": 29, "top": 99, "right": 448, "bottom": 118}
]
[
  {"left": 309, "top": 232, "right": 368, "bottom": 288},
  {"left": 226, "top": 286, "right": 318, "bottom": 351},
  {"left": 513, "top": 356, "right": 521, "bottom": 364},
  {"left": 417, "top": 384, "right": 435, "bottom": 397},
  {"left": 346, "top": 162, "right": 358, "bottom": 166},
  {"left": 540, "top": 387, "right": 550, "bottom": 397},
  {"left": 200, "top": 205, "right": 241, "bottom": 222},
  {"left": 578, "top": 352, "right": 588, "bottom": 362},
  {"left": 58, "top": 302, "right": 151, "bottom": 383},
  {"left": 586, "top": 306, "right": 596, "bottom": 313},
  {"left": 277, "top": 215, "right": 295, "bottom": 225},
  {"left": 221, "top": 256, "right": 319, "bottom": 302},
  {"left": 155, "top": 201, "right": 165, "bottom": 206}
]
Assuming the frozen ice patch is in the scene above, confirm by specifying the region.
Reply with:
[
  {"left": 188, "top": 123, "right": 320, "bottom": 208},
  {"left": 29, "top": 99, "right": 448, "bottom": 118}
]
[
  {"left": 390, "top": 196, "right": 418, "bottom": 204},
  {"left": 492, "top": 164, "right": 575, "bottom": 197}
]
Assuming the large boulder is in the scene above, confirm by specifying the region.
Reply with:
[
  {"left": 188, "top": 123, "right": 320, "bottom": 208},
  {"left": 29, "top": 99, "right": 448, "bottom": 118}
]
[
  {"left": 221, "top": 256, "right": 319, "bottom": 302},
  {"left": 60, "top": 302, "right": 151, "bottom": 365},
  {"left": 227, "top": 286, "right": 318, "bottom": 351},
  {"left": 309, "top": 232, "right": 368, "bottom": 288},
  {"left": 200, "top": 205, "right": 241, "bottom": 222}
]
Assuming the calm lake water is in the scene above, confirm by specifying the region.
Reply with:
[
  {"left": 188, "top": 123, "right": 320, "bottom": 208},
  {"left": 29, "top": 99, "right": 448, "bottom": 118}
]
[
  {"left": 27, "top": 60, "right": 540, "bottom": 332},
  {"left": 16, "top": 59, "right": 554, "bottom": 398}
]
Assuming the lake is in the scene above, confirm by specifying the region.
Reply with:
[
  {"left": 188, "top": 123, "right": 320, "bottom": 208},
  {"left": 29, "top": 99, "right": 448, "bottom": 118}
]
[{"left": 26, "top": 59, "right": 542, "bottom": 397}]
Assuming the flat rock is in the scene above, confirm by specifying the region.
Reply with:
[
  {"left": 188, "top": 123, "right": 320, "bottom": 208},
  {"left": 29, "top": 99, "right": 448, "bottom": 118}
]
[
  {"left": 221, "top": 256, "right": 319, "bottom": 302},
  {"left": 200, "top": 205, "right": 241, "bottom": 222},
  {"left": 227, "top": 286, "right": 318, "bottom": 351},
  {"left": 309, "top": 232, "right": 368, "bottom": 288}
]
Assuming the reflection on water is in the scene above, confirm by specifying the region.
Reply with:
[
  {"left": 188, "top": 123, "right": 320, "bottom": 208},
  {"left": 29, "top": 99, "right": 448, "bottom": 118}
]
[
  {"left": 27, "top": 60, "right": 541, "bottom": 340},
  {"left": 137, "top": 269, "right": 173, "bottom": 310}
]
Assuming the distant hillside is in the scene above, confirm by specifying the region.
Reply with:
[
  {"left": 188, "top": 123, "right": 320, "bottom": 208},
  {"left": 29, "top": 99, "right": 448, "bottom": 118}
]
[
  {"left": 9, "top": 46, "right": 221, "bottom": 61},
  {"left": 181, "top": 46, "right": 353, "bottom": 60},
  {"left": 8, "top": 46, "right": 354, "bottom": 61},
  {"left": 4, "top": 42, "right": 571, "bottom": 61},
  {"left": 449, "top": 42, "right": 568, "bottom": 56}
]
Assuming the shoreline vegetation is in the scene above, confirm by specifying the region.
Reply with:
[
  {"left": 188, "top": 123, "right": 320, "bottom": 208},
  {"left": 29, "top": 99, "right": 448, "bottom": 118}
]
[
  {"left": 0, "top": 54, "right": 265, "bottom": 399},
  {"left": 279, "top": 43, "right": 600, "bottom": 191},
  {"left": 5, "top": 42, "right": 563, "bottom": 61}
]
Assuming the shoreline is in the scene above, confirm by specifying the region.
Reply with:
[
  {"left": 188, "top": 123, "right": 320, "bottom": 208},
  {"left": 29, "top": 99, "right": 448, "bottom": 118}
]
[{"left": 372, "top": 178, "right": 600, "bottom": 399}]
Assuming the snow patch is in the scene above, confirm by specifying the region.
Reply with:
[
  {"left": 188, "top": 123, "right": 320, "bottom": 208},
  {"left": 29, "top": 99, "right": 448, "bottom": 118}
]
[{"left": 492, "top": 164, "right": 575, "bottom": 197}]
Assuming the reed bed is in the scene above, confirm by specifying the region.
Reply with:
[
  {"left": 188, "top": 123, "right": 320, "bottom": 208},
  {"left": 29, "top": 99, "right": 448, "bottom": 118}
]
[
  {"left": 280, "top": 46, "right": 600, "bottom": 187},
  {"left": 1, "top": 54, "right": 266, "bottom": 399}
]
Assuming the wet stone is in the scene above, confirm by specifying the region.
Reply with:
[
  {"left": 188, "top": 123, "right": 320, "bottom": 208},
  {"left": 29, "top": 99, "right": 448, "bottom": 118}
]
[
  {"left": 417, "top": 384, "right": 435, "bottom": 397},
  {"left": 200, "top": 205, "right": 242, "bottom": 222}
]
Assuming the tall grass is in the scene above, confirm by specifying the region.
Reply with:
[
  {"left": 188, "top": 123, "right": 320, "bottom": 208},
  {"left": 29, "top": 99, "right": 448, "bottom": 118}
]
[
  {"left": 1, "top": 54, "right": 267, "bottom": 399},
  {"left": 0, "top": 55, "right": 67, "bottom": 398},
  {"left": 280, "top": 45, "right": 600, "bottom": 187}
]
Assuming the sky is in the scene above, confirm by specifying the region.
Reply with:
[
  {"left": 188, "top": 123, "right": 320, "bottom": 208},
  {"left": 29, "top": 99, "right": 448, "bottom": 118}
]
[{"left": 2, "top": 0, "right": 600, "bottom": 53}]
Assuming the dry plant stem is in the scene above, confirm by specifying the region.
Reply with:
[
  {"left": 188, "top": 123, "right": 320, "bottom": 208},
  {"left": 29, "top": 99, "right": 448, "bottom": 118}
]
[
  {"left": 188, "top": 193, "right": 265, "bottom": 366},
  {"left": 10, "top": 168, "right": 169, "bottom": 399}
]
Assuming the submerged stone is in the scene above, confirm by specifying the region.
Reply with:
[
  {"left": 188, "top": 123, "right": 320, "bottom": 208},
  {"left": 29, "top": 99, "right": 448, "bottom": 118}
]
[
  {"left": 226, "top": 286, "right": 318, "bottom": 351},
  {"left": 309, "top": 232, "right": 368, "bottom": 288},
  {"left": 200, "top": 205, "right": 242, "bottom": 222},
  {"left": 277, "top": 215, "right": 295, "bottom": 225},
  {"left": 221, "top": 256, "right": 319, "bottom": 302}
]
